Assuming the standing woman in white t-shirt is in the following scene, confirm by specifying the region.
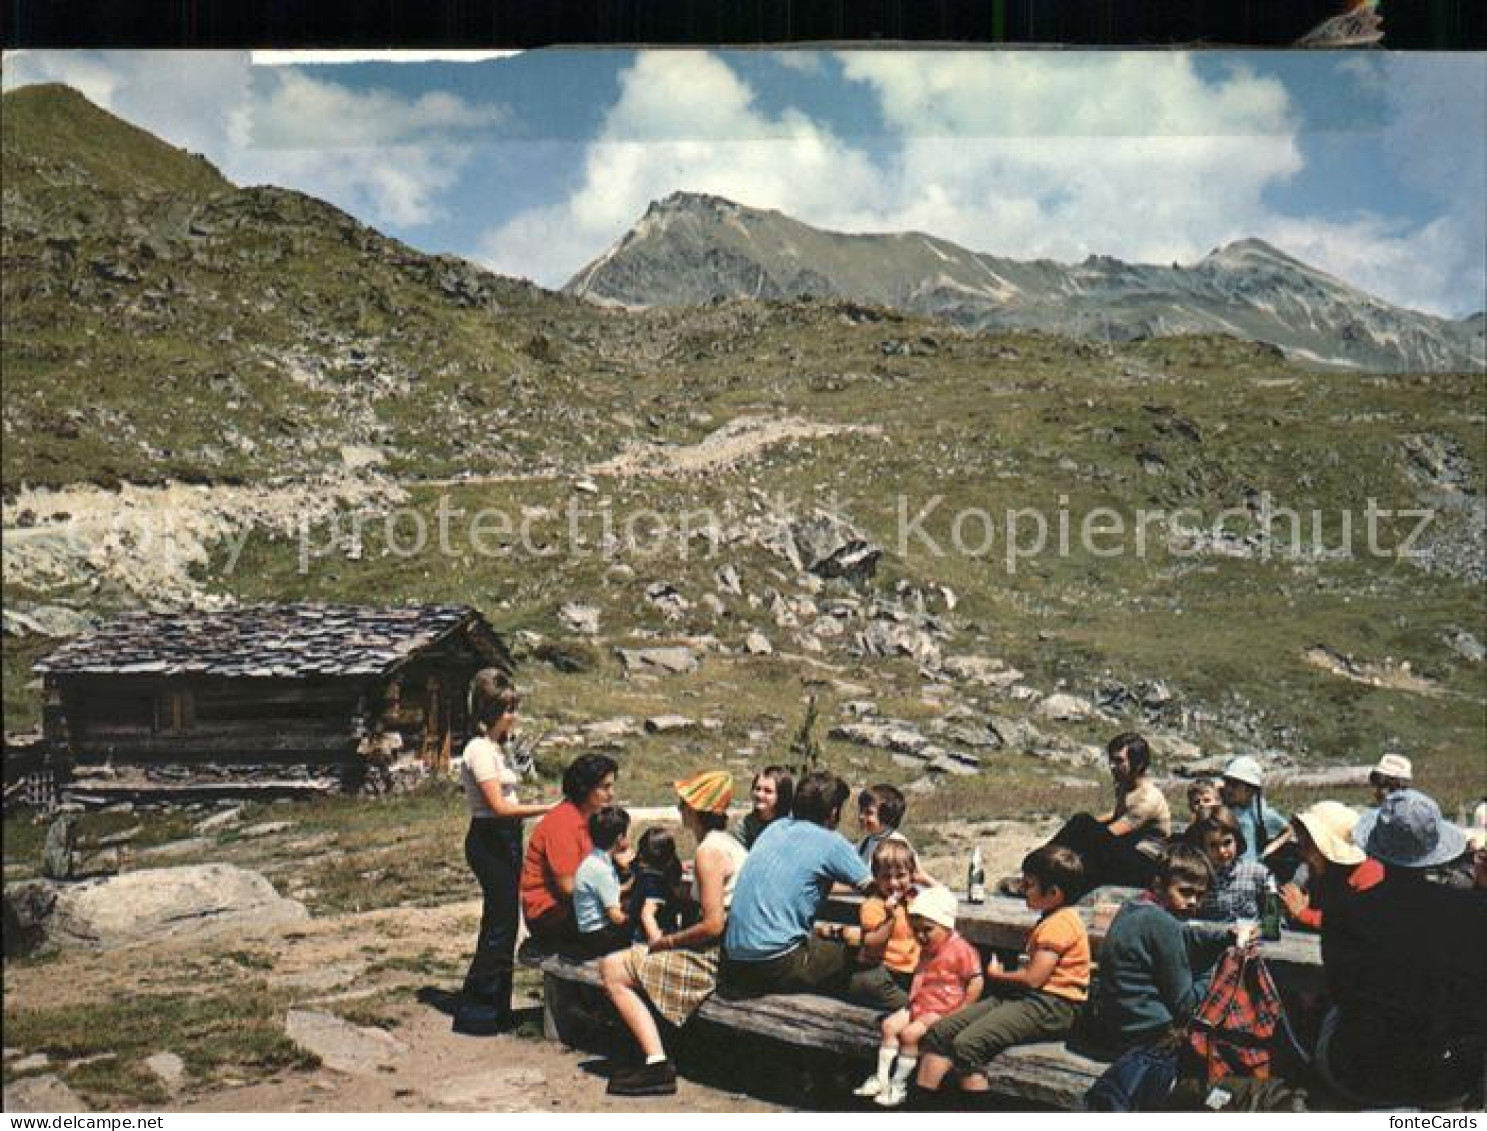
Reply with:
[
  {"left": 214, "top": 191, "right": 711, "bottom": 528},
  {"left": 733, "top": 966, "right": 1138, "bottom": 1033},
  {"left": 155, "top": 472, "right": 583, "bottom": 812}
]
[{"left": 454, "top": 686, "right": 553, "bottom": 1036}]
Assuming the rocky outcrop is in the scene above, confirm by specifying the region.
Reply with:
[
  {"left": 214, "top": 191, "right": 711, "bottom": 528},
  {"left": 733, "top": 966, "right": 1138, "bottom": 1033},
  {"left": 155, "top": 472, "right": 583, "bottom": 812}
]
[{"left": 2, "top": 864, "right": 307, "bottom": 956}]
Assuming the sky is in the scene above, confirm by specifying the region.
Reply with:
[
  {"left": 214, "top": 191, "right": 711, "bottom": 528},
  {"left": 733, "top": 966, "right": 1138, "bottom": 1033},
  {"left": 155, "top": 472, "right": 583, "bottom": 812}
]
[{"left": 3, "top": 48, "right": 1484, "bottom": 317}]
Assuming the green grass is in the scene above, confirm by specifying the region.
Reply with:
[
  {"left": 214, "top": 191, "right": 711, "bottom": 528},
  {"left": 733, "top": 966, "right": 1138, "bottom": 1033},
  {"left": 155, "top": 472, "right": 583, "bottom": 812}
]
[{"left": 0, "top": 989, "right": 318, "bottom": 1107}]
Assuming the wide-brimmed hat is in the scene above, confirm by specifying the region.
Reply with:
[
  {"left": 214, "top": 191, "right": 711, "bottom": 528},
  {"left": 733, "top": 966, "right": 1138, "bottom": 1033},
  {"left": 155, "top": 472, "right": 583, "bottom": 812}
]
[
  {"left": 908, "top": 884, "right": 958, "bottom": 930},
  {"left": 1222, "top": 755, "right": 1265, "bottom": 789},
  {"left": 1354, "top": 789, "right": 1468, "bottom": 869},
  {"left": 1293, "top": 801, "right": 1366, "bottom": 867},
  {"left": 1369, "top": 753, "right": 1413, "bottom": 783},
  {"left": 674, "top": 770, "right": 734, "bottom": 815}
]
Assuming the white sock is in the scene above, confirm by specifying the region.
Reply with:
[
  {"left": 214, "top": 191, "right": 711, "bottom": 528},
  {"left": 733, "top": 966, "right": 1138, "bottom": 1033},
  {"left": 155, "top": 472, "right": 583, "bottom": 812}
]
[
  {"left": 889, "top": 1055, "right": 918, "bottom": 1088},
  {"left": 876, "top": 1046, "right": 897, "bottom": 1084},
  {"left": 645, "top": 1053, "right": 667, "bottom": 1065}
]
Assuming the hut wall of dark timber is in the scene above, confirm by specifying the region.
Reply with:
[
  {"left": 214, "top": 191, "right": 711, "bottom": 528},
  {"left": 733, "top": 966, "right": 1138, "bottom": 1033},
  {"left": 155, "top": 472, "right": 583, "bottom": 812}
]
[{"left": 35, "top": 604, "right": 511, "bottom": 782}]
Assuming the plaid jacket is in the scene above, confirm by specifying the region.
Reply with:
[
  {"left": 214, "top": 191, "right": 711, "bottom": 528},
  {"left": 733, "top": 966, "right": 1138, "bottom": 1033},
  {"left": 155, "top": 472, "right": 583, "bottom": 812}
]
[
  {"left": 1198, "top": 859, "right": 1268, "bottom": 922},
  {"left": 1188, "top": 944, "right": 1285, "bottom": 1083}
]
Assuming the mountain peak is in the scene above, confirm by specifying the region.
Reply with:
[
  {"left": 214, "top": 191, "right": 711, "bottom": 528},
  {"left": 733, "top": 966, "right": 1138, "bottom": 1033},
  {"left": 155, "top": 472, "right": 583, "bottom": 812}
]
[
  {"left": 1202, "top": 238, "right": 1306, "bottom": 269},
  {"left": 2, "top": 82, "right": 229, "bottom": 198}
]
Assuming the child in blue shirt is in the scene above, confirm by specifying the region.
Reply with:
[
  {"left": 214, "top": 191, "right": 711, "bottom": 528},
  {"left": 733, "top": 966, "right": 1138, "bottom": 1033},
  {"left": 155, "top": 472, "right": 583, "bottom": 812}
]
[{"left": 572, "top": 806, "right": 633, "bottom": 959}]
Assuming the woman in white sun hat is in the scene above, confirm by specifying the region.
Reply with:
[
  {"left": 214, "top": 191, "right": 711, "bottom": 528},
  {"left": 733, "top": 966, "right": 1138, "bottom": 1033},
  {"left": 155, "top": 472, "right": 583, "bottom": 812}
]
[
  {"left": 1278, "top": 801, "right": 1384, "bottom": 931},
  {"left": 1219, "top": 754, "right": 1292, "bottom": 875},
  {"left": 1315, "top": 789, "right": 1486, "bottom": 1108}
]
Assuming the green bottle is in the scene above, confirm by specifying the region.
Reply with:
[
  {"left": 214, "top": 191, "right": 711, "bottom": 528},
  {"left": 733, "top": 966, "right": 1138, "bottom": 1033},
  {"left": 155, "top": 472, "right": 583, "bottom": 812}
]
[{"left": 1260, "top": 876, "right": 1282, "bottom": 941}]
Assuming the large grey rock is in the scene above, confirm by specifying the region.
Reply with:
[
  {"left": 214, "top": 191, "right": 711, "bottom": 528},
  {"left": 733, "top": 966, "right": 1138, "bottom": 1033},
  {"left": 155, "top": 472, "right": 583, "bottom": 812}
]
[
  {"left": 644, "top": 715, "right": 696, "bottom": 734},
  {"left": 2, "top": 1074, "right": 86, "bottom": 1113},
  {"left": 144, "top": 1051, "right": 186, "bottom": 1090},
  {"left": 558, "top": 602, "right": 601, "bottom": 636},
  {"left": 2, "top": 605, "right": 95, "bottom": 638},
  {"left": 743, "top": 631, "right": 774, "bottom": 656},
  {"left": 941, "top": 655, "right": 1024, "bottom": 689},
  {"left": 1036, "top": 692, "right": 1098, "bottom": 721},
  {"left": 580, "top": 717, "right": 642, "bottom": 742},
  {"left": 615, "top": 646, "right": 699, "bottom": 675},
  {"left": 856, "top": 621, "right": 942, "bottom": 667},
  {"left": 284, "top": 1009, "right": 406, "bottom": 1076},
  {"left": 10, "top": 864, "right": 307, "bottom": 953}
]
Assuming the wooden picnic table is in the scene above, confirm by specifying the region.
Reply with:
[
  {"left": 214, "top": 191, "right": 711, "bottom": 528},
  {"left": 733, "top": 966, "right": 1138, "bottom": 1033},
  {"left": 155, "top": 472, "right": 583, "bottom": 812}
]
[{"left": 820, "top": 888, "right": 1325, "bottom": 992}]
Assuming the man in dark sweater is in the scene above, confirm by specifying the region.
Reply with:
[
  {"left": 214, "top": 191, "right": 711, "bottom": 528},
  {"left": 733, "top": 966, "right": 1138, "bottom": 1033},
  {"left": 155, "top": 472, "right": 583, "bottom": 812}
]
[
  {"left": 1080, "top": 844, "right": 1236, "bottom": 1055},
  {"left": 1318, "top": 790, "right": 1486, "bottom": 1108}
]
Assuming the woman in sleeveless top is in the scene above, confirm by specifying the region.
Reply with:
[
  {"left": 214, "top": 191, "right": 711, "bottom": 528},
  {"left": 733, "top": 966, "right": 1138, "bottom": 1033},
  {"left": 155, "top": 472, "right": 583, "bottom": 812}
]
[
  {"left": 600, "top": 770, "right": 747, "bottom": 1096},
  {"left": 453, "top": 686, "right": 553, "bottom": 1035}
]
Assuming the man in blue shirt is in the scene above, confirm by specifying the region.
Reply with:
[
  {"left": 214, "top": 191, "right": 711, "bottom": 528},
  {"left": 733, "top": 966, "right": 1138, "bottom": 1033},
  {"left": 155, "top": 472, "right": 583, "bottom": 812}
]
[{"left": 721, "top": 771, "right": 892, "bottom": 1002}]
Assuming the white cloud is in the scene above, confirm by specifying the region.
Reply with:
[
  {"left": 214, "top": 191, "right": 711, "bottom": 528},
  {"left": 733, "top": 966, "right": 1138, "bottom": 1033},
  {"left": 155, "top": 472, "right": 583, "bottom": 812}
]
[
  {"left": 2, "top": 50, "right": 500, "bottom": 229},
  {"left": 478, "top": 53, "right": 882, "bottom": 285},
  {"left": 478, "top": 51, "right": 1313, "bottom": 290}
]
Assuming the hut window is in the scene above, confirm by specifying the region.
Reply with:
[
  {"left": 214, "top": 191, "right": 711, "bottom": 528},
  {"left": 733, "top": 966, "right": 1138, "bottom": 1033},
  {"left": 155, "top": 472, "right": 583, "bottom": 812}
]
[{"left": 154, "top": 689, "right": 193, "bottom": 733}]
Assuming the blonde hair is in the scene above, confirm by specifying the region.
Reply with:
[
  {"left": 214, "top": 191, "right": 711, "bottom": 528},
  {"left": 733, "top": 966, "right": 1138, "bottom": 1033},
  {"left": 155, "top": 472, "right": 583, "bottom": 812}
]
[{"left": 872, "top": 837, "right": 917, "bottom": 875}]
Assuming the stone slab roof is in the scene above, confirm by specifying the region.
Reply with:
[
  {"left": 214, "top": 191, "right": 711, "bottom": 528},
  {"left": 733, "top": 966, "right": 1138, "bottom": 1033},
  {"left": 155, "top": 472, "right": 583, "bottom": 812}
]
[{"left": 34, "top": 603, "right": 505, "bottom": 679}]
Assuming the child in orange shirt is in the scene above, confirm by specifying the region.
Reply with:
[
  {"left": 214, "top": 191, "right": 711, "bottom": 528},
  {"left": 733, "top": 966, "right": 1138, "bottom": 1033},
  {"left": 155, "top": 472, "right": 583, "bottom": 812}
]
[
  {"left": 916, "top": 846, "right": 1091, "bottom": 1096},
  {"left": 857, "top": 838, "right": 921, "bottom": 994}
]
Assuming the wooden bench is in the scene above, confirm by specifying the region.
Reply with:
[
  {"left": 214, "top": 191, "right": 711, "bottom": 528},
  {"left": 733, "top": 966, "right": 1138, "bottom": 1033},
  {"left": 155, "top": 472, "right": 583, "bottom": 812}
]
[{"left": 517, "top": 945, "right": 1107, "bottom": 1109}]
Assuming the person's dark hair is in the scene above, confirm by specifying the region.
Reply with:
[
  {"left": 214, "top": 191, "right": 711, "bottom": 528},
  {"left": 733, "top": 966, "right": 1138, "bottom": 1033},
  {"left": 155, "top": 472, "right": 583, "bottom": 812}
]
[
  {"left": 1155, "top": 843, "right": 1214, "bottom": 890},
  {"left": 562, "top": 753, "right": 619, "bottom": 804},
  {"left": 858, "top": 783, "right": 907, "bottom": 830},
  {"left": 756, "top": 765, "right": 795, "bottom": 818},
  {"left": 1184, "top": 807, "right": 1248, "bottom": 857},
  {"left": 792, "top": 771, "right": 851, "bottom": 825},
  {"left": 1021, "top": 844, "right": 1085, "bottom": 902},
  {"left": 687, "top": 807, "right": 729, "bottom": 833},
  {"left": 475, "top": 686, "right": 521, "bottom": 729},
  {"left": 1107, "top": 732, "right": 1152, "bottom": 776},
  {"left": 588, "top": 806, "right": 631, "bottom": 850},
  {"left": 636, "top": 826, "right": 686, "bottom": 903}
]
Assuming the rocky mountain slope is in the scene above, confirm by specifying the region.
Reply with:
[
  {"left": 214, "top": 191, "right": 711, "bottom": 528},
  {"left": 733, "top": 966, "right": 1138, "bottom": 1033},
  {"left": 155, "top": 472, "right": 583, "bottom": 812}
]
[
  {"left": 565, "top": 192, "right": 1484, "bottom": 374},
  {"left": 3, "top": 83, "right": 1483, "bottom": 815}
]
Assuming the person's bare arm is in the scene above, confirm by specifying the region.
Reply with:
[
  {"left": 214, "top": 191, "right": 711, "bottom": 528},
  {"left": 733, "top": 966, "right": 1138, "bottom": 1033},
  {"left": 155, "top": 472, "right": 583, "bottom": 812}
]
[
  {"left": 476, "top": 778, "right": 551, "bottom": 820},
  {"left": 605, "top": 902, "right": 627, "bottom": 927},
  {"left": 639, "top": 900, "right": 665, "bottom": 945},
  {"left": 959, "top": 974, "right": 985, "bottom": 1009},
  {"left": 650, "top": 844, "right": 728, "bottom": 953},
  {"left": 986, "top": 947, "right": 1061, "bottom": 991},
  {"left": 1104, "top": 816, "right": 1139, "bottom": 837}
]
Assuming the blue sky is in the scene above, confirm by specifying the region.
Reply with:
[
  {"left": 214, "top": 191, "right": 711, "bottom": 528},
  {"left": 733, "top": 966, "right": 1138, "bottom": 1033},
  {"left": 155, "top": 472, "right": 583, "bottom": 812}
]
[{"left": 4, "top": 49, "right": 1483, "bottom": 316}]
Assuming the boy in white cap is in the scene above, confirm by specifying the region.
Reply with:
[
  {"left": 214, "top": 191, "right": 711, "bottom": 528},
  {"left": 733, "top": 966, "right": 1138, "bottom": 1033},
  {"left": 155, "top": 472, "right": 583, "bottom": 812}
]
[
  {"left": 1317, "top": 789, "right": 1486, "bottom": 1108},
  {"left": 1220, "top": 755, "right": 1290, "bottom": 867},
  {"left": 854, "top": 885, "right": 982, "bottom": 1107},
  {"left": 1368, "top": 753, "right": 1412, "bottom": 806}
]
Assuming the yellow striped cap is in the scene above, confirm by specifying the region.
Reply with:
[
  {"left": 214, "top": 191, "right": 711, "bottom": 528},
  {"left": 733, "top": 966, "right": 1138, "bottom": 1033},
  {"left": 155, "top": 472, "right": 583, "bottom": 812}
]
[{"left": 674, "top": 770, "right": 734, "bottom": 815}]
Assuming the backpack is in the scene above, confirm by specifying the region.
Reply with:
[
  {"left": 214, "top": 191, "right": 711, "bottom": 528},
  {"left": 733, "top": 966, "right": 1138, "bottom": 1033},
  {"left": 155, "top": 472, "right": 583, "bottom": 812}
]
[
  {"left": 1084, "top": 1042, "right": 1180, "bottom": 1112},
  {"left": 1188, "top": 944, "right": 1298, "bottom": 1085}
]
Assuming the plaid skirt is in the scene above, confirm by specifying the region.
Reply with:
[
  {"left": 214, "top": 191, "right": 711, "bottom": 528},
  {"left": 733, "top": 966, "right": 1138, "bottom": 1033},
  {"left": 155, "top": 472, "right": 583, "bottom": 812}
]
[{"left": 625, "top": 942, "right": 722, "bottom": 1027}]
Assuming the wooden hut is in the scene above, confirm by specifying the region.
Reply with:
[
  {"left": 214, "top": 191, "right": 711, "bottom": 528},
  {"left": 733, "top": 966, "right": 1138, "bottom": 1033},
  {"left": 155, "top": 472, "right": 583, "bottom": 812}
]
[{"left": 34, "top": 603, "right": 511, "bottom": 788}]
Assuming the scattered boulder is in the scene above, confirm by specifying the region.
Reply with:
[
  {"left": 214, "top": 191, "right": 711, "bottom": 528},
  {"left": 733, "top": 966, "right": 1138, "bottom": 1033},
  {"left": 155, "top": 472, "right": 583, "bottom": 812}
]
[
  {"left": 615, "top": 646, "right": 700, "bottom": 675},
  {"left": 767, "top": 512, "right": 883, "bottom": 584},
  {"left": 644, "top": 715, "right": 696, "bottom": 734},
  {"left": 2, "top": 1074, "right": 86, "bottom": 1113},
  {"left": 12, "top": 1053, "right": 49, "bottom": 1073},
  {"left": 829, "top": 721, "right": 931, "bottom": 756},
  {"left": 144, "top": 1051, "right": 186, "bottom": 1091},
  {"left": 857, "top": 621, "right": 942, "bottom": 667},
  {"left": 644, "top": 582, "right": 691, "bottom": 621},
  {"left": 699, "top": 593, "right": 726, "bottom": 617},
  {"left": 714, "top": 564, "right": 743, "bottom": 596},
  {"left": 558, "top": 602, "right": 601, "bottom": 636},
  {"left": 840, "top": 700, "right": 878, "bottom": 719},
  {"left": 941, "top": 655, "right": 1023, "bottom": 689},
  {"left": 1149, "top": 733, "right": 1203, "bottom": 763},
  {"left": 5, "top": 864, "right": 307, "bottom": 955},
  {"left": 1445, "top": 628, "right": 1485, "bottom": 663},
  {"left": 743, "top": 631, "right": 774, "bottom": 656},
  {"left": 238, "top": 820, "right": 292, "bottom": 840},
  {"left": 284, "top": 1009, "right": 405, "bottom": 1077},
  {"left": 580, "top": 718, "right": 642, "bottom": 743},
  {"left": 1036, "top": 693, "right": 1098, "bottom": 722},
  {"left": 194, "top": 806, "right": 245, "bottom": 835},
  {"left": 1, "top": 605, "right": 94, "bottom": 638}
]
